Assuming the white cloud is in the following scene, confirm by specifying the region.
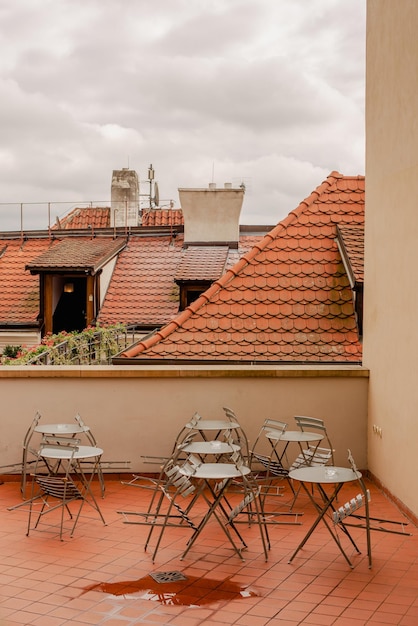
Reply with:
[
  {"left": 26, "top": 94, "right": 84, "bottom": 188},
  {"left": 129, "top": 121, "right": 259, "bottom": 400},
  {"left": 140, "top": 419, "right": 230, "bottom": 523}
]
[{"left": 0, "top": 0, "right": 365, "bottom": 228}]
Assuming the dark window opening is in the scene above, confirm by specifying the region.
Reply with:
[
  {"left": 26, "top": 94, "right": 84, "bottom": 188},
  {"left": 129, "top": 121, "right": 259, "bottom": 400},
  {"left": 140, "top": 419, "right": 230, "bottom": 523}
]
[{"left": 53, "top": 277, "right": 87, "bottom": 334}]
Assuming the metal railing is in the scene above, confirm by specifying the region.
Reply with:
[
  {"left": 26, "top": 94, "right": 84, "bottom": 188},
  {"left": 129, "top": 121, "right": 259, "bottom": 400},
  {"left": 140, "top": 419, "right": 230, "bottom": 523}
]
[{"left": 25, "top": 326, "right": 139, "bottom": 366}]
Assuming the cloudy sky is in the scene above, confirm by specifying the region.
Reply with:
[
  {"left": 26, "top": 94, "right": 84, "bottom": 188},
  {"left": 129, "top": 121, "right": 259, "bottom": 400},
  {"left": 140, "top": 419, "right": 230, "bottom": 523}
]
[{"left": 0, "top": 0, "right": 366, "bottom": 230}]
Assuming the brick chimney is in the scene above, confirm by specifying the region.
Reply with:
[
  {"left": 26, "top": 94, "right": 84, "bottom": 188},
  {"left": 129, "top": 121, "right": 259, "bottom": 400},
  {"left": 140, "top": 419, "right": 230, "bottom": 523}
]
[{"left": 178, "top": 183, "right": 244, "bottom": 246}]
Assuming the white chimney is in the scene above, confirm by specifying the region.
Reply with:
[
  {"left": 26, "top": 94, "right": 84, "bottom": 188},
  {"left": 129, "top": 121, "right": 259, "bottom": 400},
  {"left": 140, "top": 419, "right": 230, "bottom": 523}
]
[
  {"left": 178, "top": 183, "right": 245, "bottom": 245},
  {"left": 110, "top": 169, "right": 140, "bottom": 227}
]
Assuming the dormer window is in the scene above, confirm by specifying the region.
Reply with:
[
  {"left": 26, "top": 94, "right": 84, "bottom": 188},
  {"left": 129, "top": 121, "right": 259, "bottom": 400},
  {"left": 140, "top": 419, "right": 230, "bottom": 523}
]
[
  {"left": 178, "top": 282, "right": 211, "bottom": 311},
  {"left": 174, "top": 246, "right": 229, "bottom": 311},
  {"left": 25, "top": 237, "right": 126, "bottom": 335}
]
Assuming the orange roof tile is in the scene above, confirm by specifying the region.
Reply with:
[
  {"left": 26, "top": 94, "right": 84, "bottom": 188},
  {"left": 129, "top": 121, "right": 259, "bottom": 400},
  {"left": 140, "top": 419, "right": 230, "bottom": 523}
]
[
  {"left": 337, "top": 225, "right": 364, "bottom": 284},
  {"left": 52, "top": 206, "right": 184, "bottom": 230},
  {"left": 141, "top": 208, "right": 183, "bottom": 227},
  {"left": 0, "top": 238, "right": 54, "bottom": 325},
  {"left": 53, "top": 207, "right": 111, "bottom": 229},
  {"left": 26, "top": 238, "right": 126, "bottom": 274},
  {"left": 97, "top": 236, "right": 184, "bottom": 327},
  {"left": 117, "top": 172, "right": 365, "bottom": 364},
  {"left": 0, "top": 228, "right": 263, "bottom": 332},
  {"left": 98, "top": 235, "right": 262, "bottom": 328},
  {"left": 174, "top": 247, "right": 228, "bottom": 282}
]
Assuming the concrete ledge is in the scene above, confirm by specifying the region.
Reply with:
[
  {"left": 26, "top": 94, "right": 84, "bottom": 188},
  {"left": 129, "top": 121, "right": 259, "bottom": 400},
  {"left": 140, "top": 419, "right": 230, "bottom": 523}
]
[{"left": 0, "top": 364, "right": 369, "bottom": 379}]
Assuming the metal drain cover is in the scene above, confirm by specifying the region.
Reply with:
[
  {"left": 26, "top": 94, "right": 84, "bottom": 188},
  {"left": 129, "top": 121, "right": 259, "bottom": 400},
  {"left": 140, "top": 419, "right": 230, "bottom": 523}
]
[{"left": 149, "top": 571, "right": 188, "bottom": 584}]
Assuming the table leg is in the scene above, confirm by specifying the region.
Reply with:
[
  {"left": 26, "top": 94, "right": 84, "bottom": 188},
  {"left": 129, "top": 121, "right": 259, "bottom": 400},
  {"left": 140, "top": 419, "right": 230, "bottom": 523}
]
[
  {"left": 69, "top": 458, "right": 106, "bottom": 533},
  {"left": 288, "top": 481, "right": 359, "bottom": 568},
  {"left": 181, "top": 479, "right": 246, "bottom": 560}
]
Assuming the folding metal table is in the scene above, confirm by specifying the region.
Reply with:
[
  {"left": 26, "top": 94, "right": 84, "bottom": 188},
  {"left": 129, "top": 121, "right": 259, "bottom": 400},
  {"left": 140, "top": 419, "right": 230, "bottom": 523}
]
[
  {"left": 178, "top": 461, "right": 254, "bottom": 560},
  {"left": 288, "top": 465, "right": 361, "bottom": 567}
]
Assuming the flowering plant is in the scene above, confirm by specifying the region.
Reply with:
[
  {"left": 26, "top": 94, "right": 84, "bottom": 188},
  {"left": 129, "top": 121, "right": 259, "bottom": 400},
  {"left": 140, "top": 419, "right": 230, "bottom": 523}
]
[{"left": 1, "top": 324, "right": 130, "bottom": 366}]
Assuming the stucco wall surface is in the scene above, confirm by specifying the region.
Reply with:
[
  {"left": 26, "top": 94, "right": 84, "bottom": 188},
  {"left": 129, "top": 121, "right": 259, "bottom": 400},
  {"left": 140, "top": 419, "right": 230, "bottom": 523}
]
[
  {"left": 0, "top": 365, "right": 368, "bottom": 475},
  {"left": 364, "top": 0, "right": 418, "bottom": 516}
]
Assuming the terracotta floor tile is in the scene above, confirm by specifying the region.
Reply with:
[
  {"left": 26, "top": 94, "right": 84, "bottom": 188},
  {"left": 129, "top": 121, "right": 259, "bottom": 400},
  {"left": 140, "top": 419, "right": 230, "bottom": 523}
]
[
  {"left": 311, "top": 603, "right": 344, "bottom": 617},
  {"left": 400, "top": 617, "right": 418, "bottom": 626},
  {"left": 232, "top": 616, "right": 271, "bottom": 626},
  {"left": 367, "top": 612, "right": 408, "bottom": 624},
  {"left": 0, "top": 478, "right": 416, "bottom": 625},
  {"left": 274, "top": 607, "right": 310, "bottom": 621},
  {"left": 333, "top": 618, "right": 370, "bottom": 625},
  {"left": 301, "top": 614, "right": 336, "bottom": 625}
]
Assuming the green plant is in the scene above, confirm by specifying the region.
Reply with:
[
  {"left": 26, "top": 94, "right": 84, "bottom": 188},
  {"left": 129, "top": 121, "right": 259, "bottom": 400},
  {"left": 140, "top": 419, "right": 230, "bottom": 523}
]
[
  {"left": 1, "top": 324, "right": 129, "bottom": 366},
  {"left": 2, "top": 345, "right": 22, "bottom": 358}
]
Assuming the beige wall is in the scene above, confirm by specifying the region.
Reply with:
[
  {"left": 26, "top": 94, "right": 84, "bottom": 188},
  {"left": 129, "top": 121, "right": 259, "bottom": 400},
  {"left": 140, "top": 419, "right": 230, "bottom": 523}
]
[
  {"left": 0, "top": 330, "right": 40, "bottom": 353},
  {"left": 364, "top": 1, "right": 418, "bottom": 513},
  {"left": 0, "top": 365, "right": 368, "bottom": 474}
]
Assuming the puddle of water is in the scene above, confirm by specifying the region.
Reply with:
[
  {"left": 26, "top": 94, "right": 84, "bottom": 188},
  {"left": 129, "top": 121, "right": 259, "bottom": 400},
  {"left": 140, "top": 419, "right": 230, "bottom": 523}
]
[{"left": 82, "top": 574, "right": 259, "bottom": 606}]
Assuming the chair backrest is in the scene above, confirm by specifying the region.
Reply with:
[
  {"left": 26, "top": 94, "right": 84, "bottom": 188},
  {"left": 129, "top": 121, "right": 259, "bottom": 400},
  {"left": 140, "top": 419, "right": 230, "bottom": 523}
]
[
  {"left": 74, "top": 413, "right": 88, "bottom": 430},
  {"left": 294, "top": 415, "right": 326, "bottom": 433},
  {"left": 163, "top": 459, "right": 196, "bottom": 498},
  {"left": 223, "top": 406, "right": 238, "bottom": 424},
  {"left": 35, "top": 440, "right": 80, "bottom": 475},
  {"left": 34, "top": 474, "right": 84, "bottom": 501},
  {"left": 251, "top": 418, "right": 287, "bottom": 456},
  {"left": 263, "top": 418, "right": 287, "bottom": 437},
  {"left": 188, "top": 412, "right": 202, "bottom": 428},
  {"left": 223, "top": 407, "right": 250, "bottom": 460},
  {"left": 75, "top": 413, "right": 97, "bottom": 445},
  {"left": 171, "top": 412, "right": 203, "bottom": 451},
  {"left": 294, "top": 415, "right": 335, "bottom": 465},
  {"left": 23, "top": 411, "right": 42, "bottom": 448}
]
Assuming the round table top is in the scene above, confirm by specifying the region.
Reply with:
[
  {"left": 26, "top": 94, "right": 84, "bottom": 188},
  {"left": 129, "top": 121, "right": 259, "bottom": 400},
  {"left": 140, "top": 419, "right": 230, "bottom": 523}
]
[
  {"left": 39, "top": 445, "right": 103, "bottom": 460},
  {"left": 35, "top": 423, "right": 87, "bottom": 435},
  {"left": 184, "top": 420, "right": 240, "bottom": 431},
  {"left": 179, "top": 462, "right": 251, "bottom": 479},
  {"left": 289, "top": 466, "right": 361, "bottom": 484},
  {"left": 266, "top": 429, "right": 323, "bottom": 443},
  {"left": 180, "top": 441, "right": 240, "bottom": 454}
]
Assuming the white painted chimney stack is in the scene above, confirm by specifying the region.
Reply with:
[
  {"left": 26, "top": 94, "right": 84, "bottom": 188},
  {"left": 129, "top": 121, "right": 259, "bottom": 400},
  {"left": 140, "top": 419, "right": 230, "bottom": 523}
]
[{"left": 178, "top": 183, "right": 245, "bottom": 245}]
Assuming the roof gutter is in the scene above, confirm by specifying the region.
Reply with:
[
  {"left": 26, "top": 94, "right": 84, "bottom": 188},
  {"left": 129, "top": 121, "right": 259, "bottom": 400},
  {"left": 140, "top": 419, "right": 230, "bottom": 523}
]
[{"left": 111, "top": 357, "right": 363, "bottom": 367}]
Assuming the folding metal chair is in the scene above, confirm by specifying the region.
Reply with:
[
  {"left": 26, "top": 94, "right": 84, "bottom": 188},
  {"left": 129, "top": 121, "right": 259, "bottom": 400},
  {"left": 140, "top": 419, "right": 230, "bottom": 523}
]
[
  {"left": 222, "top": 407, "right": 251, "bottom": 462},
  {"left": 118, "top": 454, "right": 199, "bottom": 562},
  {"left": 249, "top": 419, "right": 294, "bottom": 503},
  {"left": 26, "top": 440, "right": 106, "bottom": 540},
  {"left": 287, "top": 415, "right": 335, "bottom": 508},
  {"left": 74, "top": 414, "right": 105, "bottom": 496},
  {"left": 226, "top": 461, "right": 303, "bottom": 560},
  {"left": 331, "top": 451, "right": 412, "bottom": 568},
  {"left": 20, "top": 412, "right": 42, "bottom": 497},
  {"left": 0, "top": 411, "right": 41, "bottom": 497},
  {"left": 290, "top": 415, "right": 335, "bottom": 470}
]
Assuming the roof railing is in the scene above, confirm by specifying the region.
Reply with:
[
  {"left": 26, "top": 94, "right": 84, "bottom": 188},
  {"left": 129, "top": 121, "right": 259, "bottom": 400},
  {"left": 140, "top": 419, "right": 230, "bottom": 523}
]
[{"left": 24, "top": 325, "right": 138, "bottom": 366}]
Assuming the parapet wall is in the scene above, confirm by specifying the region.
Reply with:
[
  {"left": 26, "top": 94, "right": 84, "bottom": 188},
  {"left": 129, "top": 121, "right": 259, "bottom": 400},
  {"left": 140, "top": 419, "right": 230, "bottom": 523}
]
[{"left": 0, "top": 365, "right": 368, "bottom": 474}]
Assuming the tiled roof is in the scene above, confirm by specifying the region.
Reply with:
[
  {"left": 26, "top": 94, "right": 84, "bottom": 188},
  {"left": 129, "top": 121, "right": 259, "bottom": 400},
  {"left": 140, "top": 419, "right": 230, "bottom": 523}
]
[
  {"left": 98, "top": 236, "right": 262, "bottom": 327},
  {"left": 174, "top": 246, "right": 228, "bottom": 282},
  {"left": 0, "top": 229, "right": 263, "bottom": 332},
  {"left": 26, "top": 238, "right": 126, "bottom": 274},
  {"left": 52, "top": 206, "right": 184, "bottom": 229},
  {"left": 0, "top": 239, "right": 53, "bottom": 325},
  {"left": 53, "top": 207, "right": 111, "bottom": 230},
  {"left": 337, "top": 225, "right": 364, "bottom": 284},
  {"left": 141, "top": 209, "right": 184, "bottom": 227},
  {"left": 97, "top": 236, "right": 184, "bottom": 327},
  {"left": 118, "top": 172, "right": 365, "bottom": 364}
]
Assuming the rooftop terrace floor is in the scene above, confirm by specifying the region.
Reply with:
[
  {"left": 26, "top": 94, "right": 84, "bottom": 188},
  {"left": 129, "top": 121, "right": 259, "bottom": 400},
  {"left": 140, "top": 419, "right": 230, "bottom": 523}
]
[{"left": 0, "top": 476, "right": 417, "bottom": 626}]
